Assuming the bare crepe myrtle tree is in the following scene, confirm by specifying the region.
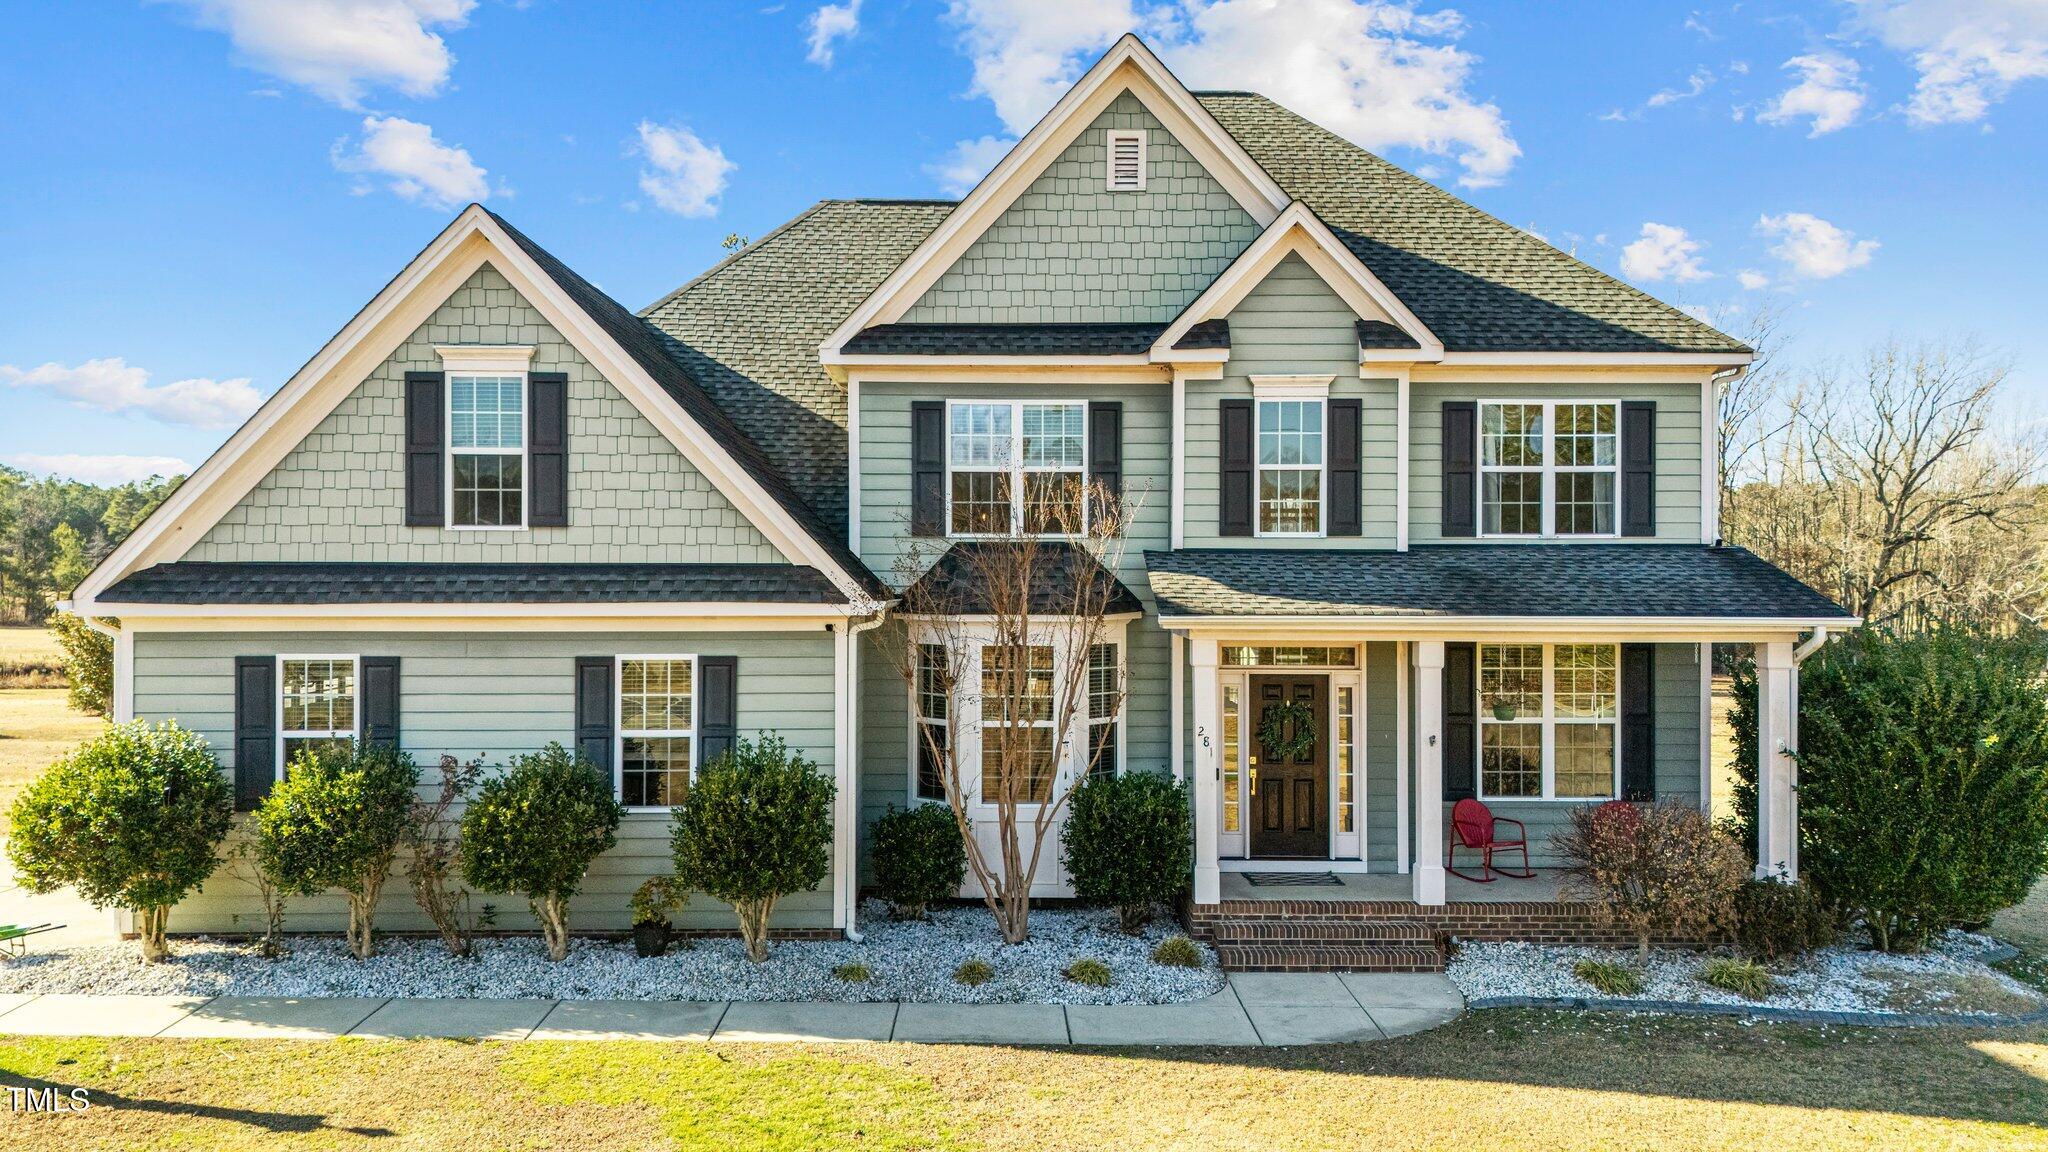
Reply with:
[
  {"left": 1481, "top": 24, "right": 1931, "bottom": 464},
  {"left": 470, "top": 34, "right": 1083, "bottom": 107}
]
[{"left": 888, "top": 480, "right": 1138, "bottom": 945}]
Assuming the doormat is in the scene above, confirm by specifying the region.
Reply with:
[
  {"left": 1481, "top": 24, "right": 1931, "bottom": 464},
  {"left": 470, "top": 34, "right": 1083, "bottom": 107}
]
[{"left": 1241, "top": 871, "right": 1346, "bottom": 887}]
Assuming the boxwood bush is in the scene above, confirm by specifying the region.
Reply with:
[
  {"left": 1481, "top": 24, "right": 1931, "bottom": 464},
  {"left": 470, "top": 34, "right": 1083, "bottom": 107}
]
[
  {"left": 6, "top": 720, "right": 231, "bottom": 961},
  {"left": 251, "top": 741, "right": 420, "bottom": 960},
  {"left": 671, "top": 734, "right": 834, "bottom": 962},
  {"left": 1062, "top": 771, "right": 1192, "bottom": 933},
  {"left": 460, "top": 743, "right": 623, "bottom": 961},
  {"left": 869, "top": 803, "right": 966, "bottom": 920},
  {"left": 1729, "top": 628, "right": 2048, "bottom": 951}
]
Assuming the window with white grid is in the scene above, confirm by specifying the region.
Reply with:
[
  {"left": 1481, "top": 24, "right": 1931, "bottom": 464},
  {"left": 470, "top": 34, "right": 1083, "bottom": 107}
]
[
  {"left": 448, "top": 373, "right": 526, "bottom": 528},
  {"left": 1085, "top": 643, "right": 1120, "bottom": 780},
  {"left": 279, "top": 656, "right": 357, "bottom": 777},
  {"left": 1256, "top": 398, "right": 1324, "bottom": 535},
  {"left": 979, "top": 644, "right": 1055, "bottom": 802},
  {"left": 618, "top": 657, "right": 694, "bottom": 809},
  {"left": 1476, "top": 643, "right": 1619, "bottom": 800},
  {"left": 1479, "top": 400, "right": 1618, "bottom": 537},
  {"left": 947, "top": 401, "right": 1085, "bottom": 536}
]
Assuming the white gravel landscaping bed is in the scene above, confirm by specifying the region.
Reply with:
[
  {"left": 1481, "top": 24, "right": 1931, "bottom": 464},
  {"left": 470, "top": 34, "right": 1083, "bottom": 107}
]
[
  {"left": 0, "top": 900, "right": 1223, "bottom": 1006},
  {"left": 1448, "top": 929, "right": 2040, "bottom": 1018}
]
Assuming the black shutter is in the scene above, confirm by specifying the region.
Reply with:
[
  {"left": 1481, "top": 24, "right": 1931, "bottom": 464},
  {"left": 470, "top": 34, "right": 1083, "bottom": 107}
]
[
  {"left": 528, "top": 371, "right": 569, "bottom": 527},
  {"left": 361, "top": 656, "right": 401, "bottom": 751},
  {"left": 911, "top": 401, "right": 946, "bottom": 537},
  {"left": 1621, "top": 401, "right": 1656, "bottom": 537},
  {"left": 1620, "top": 644, "right": 1656, "bottom": 800},
  {"left": 1087, "top": 401, "right": 1122, "bottom": 526},
  {"left": 699, "top": 656, "right": 738, "bottom": 768},
  {"left": 404, "top": 371, "right": 444, "bottom": 527},
  {"left": 574, "top": 656, "right": 613, "bottom": 780},
  {"left": 1441, "top": 401, "right": 1477, "bottom": 538},
  {"left": 1442, "top": 643, "right": 1477, "bottom": 801},
  {"left": 1328, "top": 398, "right": 1362, "bottom": 536},
  {"left": 233, "top": 657, "right": 276, "bottom": 812},
  {"left": 1219, "top": 398, "right": 1254, "bottom": 537}
]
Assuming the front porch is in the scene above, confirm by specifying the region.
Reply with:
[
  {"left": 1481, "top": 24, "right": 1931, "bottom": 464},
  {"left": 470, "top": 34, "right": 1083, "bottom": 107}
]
[{"left": 1219, "top": 869, "right": 1566, "bottom": 903}]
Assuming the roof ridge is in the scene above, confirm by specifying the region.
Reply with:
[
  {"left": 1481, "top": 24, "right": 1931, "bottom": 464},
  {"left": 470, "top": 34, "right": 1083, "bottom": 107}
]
[{"left": 636, "top": 199, "right": 835, "bottom": 318}]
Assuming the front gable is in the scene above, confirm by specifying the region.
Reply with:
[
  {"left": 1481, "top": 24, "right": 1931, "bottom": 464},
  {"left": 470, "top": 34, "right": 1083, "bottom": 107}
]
[
  {"left": 186, "top": 264, "right": 782, "bottom": 564},
  {"left": 900, "top": 93, "right": 1262, "bottom": 326}
]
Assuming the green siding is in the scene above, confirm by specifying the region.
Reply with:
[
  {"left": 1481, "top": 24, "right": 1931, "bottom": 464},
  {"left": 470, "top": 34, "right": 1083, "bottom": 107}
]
[
  {"left": 1183, "top": 254, "right": 1399, "bottom": 548},
  {"left": 1363, "top": 641, "right": 1400, "bottom": 867},
  {"left": 1409, "top": 379, "right": 1704, "bottom": 544},
  {"left": 135, "top": 628, "right": 837, "bottom": 933},
  {"left": 902, "top": 92, "right": 1262, "bottom": 324},
  {"left": 188, "top": 264, "right": 785, "bottom": 564}
]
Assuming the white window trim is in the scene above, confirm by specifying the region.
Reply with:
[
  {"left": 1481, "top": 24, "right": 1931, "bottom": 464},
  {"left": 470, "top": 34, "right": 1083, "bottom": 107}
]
[
  {"left": 615, "top": 653, "right": 699, "bottom": 813},
  {"left": 910, "top": 642, "right": 950, "bottom": 803},
  {"left": 1475, "top": 642, "right": 1621, "bottom": 803},
  {"left": 1105, "top": 129, "right": 1147, "bottom": 191},
  {"left": 433, "top": 344, "right": 537, "bottom": 374},
  {"left": 942, "top": 399, "right": 1089, "bottom": 540},
  {"left": 1251, "top": 377, "right": 1333, "bottom": 539},
  {"left": 445, "top": 368, "right": 531, "bottom": 532},
  {"left": 276, "top": 653, "right": 359, "bottom": 781},
  {"left": 1476, "top": 399, "right": 1622, "bottom": 540},
  {"left": 1216, "top": 644, "right": 1365, "bottom": 861}
]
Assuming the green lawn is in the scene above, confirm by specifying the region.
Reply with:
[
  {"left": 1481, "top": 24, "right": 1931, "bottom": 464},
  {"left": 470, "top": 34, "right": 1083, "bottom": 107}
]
[{"left": 1, "top": 1012, "right": 2044, "bottom": 1149}]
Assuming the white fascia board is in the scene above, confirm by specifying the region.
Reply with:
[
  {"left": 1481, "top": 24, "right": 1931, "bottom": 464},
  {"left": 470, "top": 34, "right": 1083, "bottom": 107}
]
[
  {"left": 1157, "top": 614, "right": 1860, "bottom": 639},
  {"left": 821, "top": 352, "right": 1157, "bottom": 369},
  {"left": 1150, "top": 203, "right": 1444, "bottom": 360},
  {"left": 88, "top": 600, "right": 861, "bottom": 619},
  {"left": 831, "top": 363, "right": 1171, "bottom": 385},
  {"left": 819, "top": 35, "right": 1288, "bottom": 360},
  {"left": 1432, "top": 351, "right": 1754, "bottom": 367}
]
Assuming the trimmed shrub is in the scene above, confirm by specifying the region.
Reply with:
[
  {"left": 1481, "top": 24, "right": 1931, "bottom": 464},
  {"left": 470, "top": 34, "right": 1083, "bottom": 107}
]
[
  {"left": 1062, "top": 771, "right": 1192, "bottom": 933},
  {"left": 870, "top": 803, "right": 966, "bottom": 920},
  {"left": 404, "top": 754, "right": 486, "bottom": 959},
  {"left": 1063, "top": 958, "right": 1112, "bottom": 987},
  {"left": 1557, "top": 800, "right": 1747, "bottom": 958},
  {"left": 1729, "top": 629, "right": 2048, "bottom": 951},
  {"left": 252, "top": 741, "right": 419, "bottom": 960},
  {"left": 953, "top": 958, "right": 994, "bottom": 987},
  {"left": 832, "top": 962, "right": 872, "bottom": 983},
  {"left": 1573, "top": 957, "right": 1643, "bottom": 997},
  {"left": 461, "top": 743, "right": 623, "bottom": 961},
  {"left": 6, "top": 720, "right": 231, "bottom": 961},
  {"left": 1732, "top": 876, "right": 1839, "bottom": 962},
  {"left": 671, "top": 733, "right": 834, "bottom": 963},
  {"left": 47, "top": 614, "right": 109, "bottom": 715},
  {"left": 1151, "top": 935, "right": 1204, "bottom": 968},
  {"left": 1699, "top": 956, "right": 1775, "bottom": 1000}
]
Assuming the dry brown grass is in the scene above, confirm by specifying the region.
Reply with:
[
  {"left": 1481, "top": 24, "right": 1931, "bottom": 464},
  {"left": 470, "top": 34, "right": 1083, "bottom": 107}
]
[
  {"left": 1, "top": 1012, "right": 2045, "bottom": 1150},
  {"left": 0, "top": 627, "right": 64, "bottom": 690},
  {"left": 0, "top": 688, "right": 104, "bottom": 815},
  {"left": 1710, "top": 674, "right": 1740, "bottom": 826}
]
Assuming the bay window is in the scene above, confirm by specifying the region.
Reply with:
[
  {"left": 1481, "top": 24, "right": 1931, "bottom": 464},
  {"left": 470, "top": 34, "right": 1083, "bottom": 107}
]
[
  {"left": 1477, "top": 643, "right": 1618, "bottom": 800},
  {"left": 1085, "top": 642, "right": 1120, "bottom": 779},
  {"left": 1479, "top": 400, "right": 1618, "bottom": 537},
  {"left": 914, "top": 643, "right": 949, "bottom": 801},
  {"left": 947, "top": 401, "right": 1085, "bottom": 536}
]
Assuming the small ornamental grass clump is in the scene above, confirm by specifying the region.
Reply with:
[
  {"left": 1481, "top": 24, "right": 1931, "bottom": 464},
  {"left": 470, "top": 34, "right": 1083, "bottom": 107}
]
[
  {"left": 671, "top": 734, "right": 834, "bottom": 963},
  {"left": 952, "top": 958, "right": 994, "bottom": 987},
  {"left": 869, "top": 803, "right": 967, "bottom": 920},
  {"left": 1699, "top": 956, "right": 1776, "bottom": 1000},
  {"left": 460, "top": 744, "right": 624, "bottom": 962},
  {"left": 1557, "top": 800, "right": 1747, "bottom": 959},
  {"left": 1572, "top": 957, "right": 1644, "bottom": 998},
  {"left": 1064, "top": 958, "right": 1112, "bottom": 987},
  {"left": 6, "top": 720, "right": 232, "bottom": 962},
  {"left": 832, "top": 962, "right": 872, "bottom": 983},
  {"left": 1062, "top": 772, "right": 1193, "bottom": 933},
  {"left": 1150, "top": 935, "right": 1204, "bottom": 969},
  {"left": 251, "top": 740, "right": 420, "bottom": 961}
]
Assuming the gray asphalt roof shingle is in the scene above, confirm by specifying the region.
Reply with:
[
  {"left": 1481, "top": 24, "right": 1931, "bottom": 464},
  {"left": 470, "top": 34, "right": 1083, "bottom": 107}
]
[
  {"left": 101, "top": 562, "right": 848, "bottom": 605},
  {"left": 1356, "top": 319, "right": 1420, "bottom": 350},
  {"left": 902, "top": 541, "right": 1146, "bottom": 618},
  {"left": 844, "top": 322, "right": 1165, "bottom": 356},
  {"left": 1143, "top": 546, "right": 1852, "bottom": 620}
]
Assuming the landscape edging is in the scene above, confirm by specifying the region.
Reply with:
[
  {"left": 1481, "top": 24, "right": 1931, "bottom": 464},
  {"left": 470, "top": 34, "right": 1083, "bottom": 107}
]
[{"left": 1466, "top": 994, "right": 2048, "bottom": 1029}]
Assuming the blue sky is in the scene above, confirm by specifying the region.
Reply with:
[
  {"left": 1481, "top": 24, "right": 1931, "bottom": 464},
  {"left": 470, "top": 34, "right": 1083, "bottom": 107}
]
[{"left": 2, "top": 0, "right": 2043, "bottom": 483}]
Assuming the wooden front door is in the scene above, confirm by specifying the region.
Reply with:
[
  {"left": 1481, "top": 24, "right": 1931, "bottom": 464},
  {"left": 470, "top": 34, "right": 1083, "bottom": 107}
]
[{"left": 1250, "top": 675, "right": 1328, "bottom": 858}]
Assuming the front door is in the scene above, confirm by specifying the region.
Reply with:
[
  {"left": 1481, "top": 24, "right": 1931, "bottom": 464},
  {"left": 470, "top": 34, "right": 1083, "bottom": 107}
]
[{"left": 1249, "top": 675, "right": 1328, "bottom": 858}]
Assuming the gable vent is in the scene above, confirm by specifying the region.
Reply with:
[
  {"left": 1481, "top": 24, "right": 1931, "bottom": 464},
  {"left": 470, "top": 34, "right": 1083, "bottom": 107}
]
[{"left": 1106, "top": 130, "right": 1146, "bottom": 191}]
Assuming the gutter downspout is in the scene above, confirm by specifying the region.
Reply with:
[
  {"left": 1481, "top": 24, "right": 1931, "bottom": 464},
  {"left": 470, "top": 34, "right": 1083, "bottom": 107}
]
[{"left": 841, "top": 607, "right": 890, "bottom": 943}]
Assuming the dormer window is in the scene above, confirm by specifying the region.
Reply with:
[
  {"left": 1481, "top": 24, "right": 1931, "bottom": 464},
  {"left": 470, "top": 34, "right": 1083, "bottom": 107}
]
[{"left": 1106, "top": 130, "right": 1146, "bottom": 191}]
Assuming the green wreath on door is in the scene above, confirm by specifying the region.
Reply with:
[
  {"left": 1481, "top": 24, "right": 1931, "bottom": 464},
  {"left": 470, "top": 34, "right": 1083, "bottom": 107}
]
[{"left": 1257, "top": 698, "right": 1317, "bottom": 762}]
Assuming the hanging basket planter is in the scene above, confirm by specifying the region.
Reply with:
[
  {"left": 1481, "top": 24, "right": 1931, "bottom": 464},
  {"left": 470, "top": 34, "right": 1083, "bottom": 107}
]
[
  {"left": 1492, "top": 701, "right": 1520, "bottom": 722},
  {"left": 1257, "top": 699, "right": 1317, "bottom": 761}
]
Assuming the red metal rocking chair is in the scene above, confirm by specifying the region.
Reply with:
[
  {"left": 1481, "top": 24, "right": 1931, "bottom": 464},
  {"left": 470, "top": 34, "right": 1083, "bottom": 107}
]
[{"left": 1447, "top": 797, "right": 1535, "bottom": 882}]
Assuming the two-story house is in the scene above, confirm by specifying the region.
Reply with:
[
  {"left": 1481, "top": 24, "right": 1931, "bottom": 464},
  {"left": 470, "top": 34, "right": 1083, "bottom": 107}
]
[{"left": 67, "top": 36, "right": 1853, "bottom": 957}]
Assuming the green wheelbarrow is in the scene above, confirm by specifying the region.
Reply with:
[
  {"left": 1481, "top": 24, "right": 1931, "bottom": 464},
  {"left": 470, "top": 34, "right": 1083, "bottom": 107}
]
[{"left": 0, "top": 923, "right": 63, "bottom": 958}]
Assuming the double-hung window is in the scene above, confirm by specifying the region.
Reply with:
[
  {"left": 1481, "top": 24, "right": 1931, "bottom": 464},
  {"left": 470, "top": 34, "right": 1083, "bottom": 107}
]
[
  {"left": 1479, "top": 400, "right": 1618, "bottom": 536},
  {"left": 618, "top": 656, "right": 695, "bottom": 808},
  {"left": 449, "top": 373, "right": 527, "bottom": 528},
  {"left": 279, "top": 655, "right": 357, "bottom": 776},
  {"left": 947, "top": 401, "right": 1085, "bottom": 536},
  {"left": 1477, "top": 643, "right": 1618, "bottom": 800},
  {"left": 979, "top": 644, "right": 1056, "bottom": 802},
  {"left": 1255, "top": 386, "right": 1326, "bottom": 535},
  {"left": 914, "top": 644, "right": 950, "bottom": 801},
  {"left": 1084, "top": 642, "right": 1121, "bottom": 779}
]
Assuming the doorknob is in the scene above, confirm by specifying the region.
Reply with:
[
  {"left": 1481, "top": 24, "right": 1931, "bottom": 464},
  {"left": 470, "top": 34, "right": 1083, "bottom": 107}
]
[{"left": 1249, "top": 766, "right": 1259, "bottom": 795}]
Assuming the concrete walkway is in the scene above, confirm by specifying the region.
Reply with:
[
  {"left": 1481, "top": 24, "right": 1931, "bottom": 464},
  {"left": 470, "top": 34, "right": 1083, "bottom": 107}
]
[{"left": 0, "top": 972, "right": 1462, "bottom": 1046}]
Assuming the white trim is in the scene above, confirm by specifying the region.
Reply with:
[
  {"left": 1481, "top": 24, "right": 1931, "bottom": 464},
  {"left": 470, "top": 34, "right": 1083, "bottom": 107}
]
[
  {"left": 1170, "top": 369, "right": 1189, "bottom": 548},
  {"left": 112, "top": 627, "right": 134, "bottom": 723},
  {"left": 820, "top": 34, "right": 1287, "bottom": 359},
  {"left": 1393, "top": 366, "right": 1412, "bottom": 551},
  {"left": 1702, "top": 371, "right": 1723, "bottom": 543},
  {"left": 829, "top": 353, "right": 1161, "bottom": 370},
  {"left": 832, "top": 622, "right": 854, "bottom": 931},
  {"left": 1105, "top": 129, "right": 1147, "bottom": 191},
  {"left": 1150, "top": 202, "right": 1444, "bottom": 361},
  {"left": 444, "top": 369, "right": 529, "bottom": 531},
  {"left": 276, "top": 653, "right": 359, "bottom": 781},
  {"left": 1436, "top": 351, "right": 1753, "bottom": 367},
  {"left": 1476, "top": 399, "right": 1621, "bottom": 540},
  {"left": 1162, "top": 616, "right": 1852, "bottom": 640},
  {"left": 848, "top": 373, "right": 863, "bottom": 554},
  {"left": 1698, "top": 641, "right": 1714, "bottom": 814},
  {"left": 84, "top": 600, "right": 862, "bottom": 620},
  {"left": 1169, "top": 632, "right": 1185, "bottom": 782},
  {"left": 1394, "top": 640, "right": 1410, "bottom": 874},
  {"left": 614, "top": 653, "right": 698, "bottom": 814},
  {"left": 1251, "top": 390, "right": 1329, "bottom": 539},
  {"left": 433, "top": 344, "right": 535, "bottom": 373}
]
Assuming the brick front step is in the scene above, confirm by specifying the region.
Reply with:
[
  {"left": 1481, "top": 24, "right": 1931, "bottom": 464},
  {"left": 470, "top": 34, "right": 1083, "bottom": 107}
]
[
  {"left": 1214, "top": 942, "right": 1445, "bottom": 973},
  {"left": 1208, "top": 919, "right": 1435, "bottom": 946}
]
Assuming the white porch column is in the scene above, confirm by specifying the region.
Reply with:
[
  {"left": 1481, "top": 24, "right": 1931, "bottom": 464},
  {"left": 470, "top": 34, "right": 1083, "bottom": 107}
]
[
  {"left": 1755, "top": 640, "right": 1798, "bottom": 880},
  {"left": 1410, "top": 640, "right": 1446, "bottom": 905},
  {"left": 1190, "top": 638, "right": 1221, "bottom": 905}
]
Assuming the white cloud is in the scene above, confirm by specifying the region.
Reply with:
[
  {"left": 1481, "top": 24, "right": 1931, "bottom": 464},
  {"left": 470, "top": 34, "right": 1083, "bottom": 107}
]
[
  {"left": 926, "top": 134, "right": 1016, "bottom": 197},
  {"left": 168, "top": 0, "right": 474, "bottom": 108},
  {"left": 2, "top": 454, "right": 192, "bottom": 485},
  {"left": 1737, "top": 269, "right": 1772, "bottom": 290},
  {"left": 1647, "top": 66, "right": 1716, "bottom": 108},
  {"left": 1849, "top": 0, "right": 2048, "bottom": 125},
  {"left": 0, "top": 357, "right": 262, "bottom": 429},
  {"left": 332, "top": 116, "right": 490, "bottom": 209},
  {"left": 1619, "top": 222, "right": 1712, "bottom": 283},
  {"left": 1757, "top": 212, "right": 1878, "bottom": 280},
  {"left": 940, "top": 0, "right": 1521, "bottom": 188},
  {"left": 634, "top": 122, "right": 735, "bottom": 217},
  {"left": 805, "top": 0, "right": 862, "bottom": 66},
  {"left": 1756, "top": 52, "right": 1867, "bottom": 136}
]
